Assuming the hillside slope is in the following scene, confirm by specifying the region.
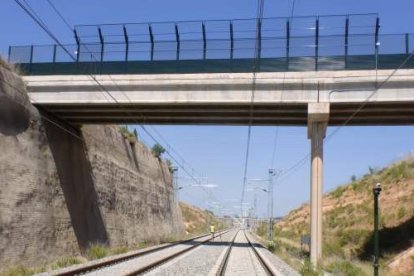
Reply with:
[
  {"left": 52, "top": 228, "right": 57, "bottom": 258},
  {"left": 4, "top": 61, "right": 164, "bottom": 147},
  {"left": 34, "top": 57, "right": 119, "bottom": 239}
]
[
  {"left": 275, "top": 157, "right": 414, "bottom": 275},
  {"left": 179, "top": 202, "right": 227, "bottom": 236}
]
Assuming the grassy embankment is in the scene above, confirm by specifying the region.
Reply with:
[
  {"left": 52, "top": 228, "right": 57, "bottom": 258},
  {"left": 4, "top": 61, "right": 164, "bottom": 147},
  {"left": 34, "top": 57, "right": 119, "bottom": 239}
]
[{"left": 256, "top": 157, "right": 414, "bottom": 275}]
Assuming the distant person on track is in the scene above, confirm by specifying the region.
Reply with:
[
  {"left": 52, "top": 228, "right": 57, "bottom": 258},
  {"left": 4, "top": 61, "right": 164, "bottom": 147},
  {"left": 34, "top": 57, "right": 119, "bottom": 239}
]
[{"left": 210, "top": 224, "right": 216, "bottom": 240}]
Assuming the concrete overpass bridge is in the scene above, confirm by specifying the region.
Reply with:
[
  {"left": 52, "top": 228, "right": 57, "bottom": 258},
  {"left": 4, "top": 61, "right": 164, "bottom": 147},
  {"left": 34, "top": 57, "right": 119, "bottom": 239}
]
[{"left": 8, "top": 13, "right": 414, "bottom": 266}]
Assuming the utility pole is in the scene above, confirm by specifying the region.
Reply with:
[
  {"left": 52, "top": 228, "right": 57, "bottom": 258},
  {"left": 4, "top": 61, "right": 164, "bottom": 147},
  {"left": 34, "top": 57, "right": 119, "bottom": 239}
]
[
  {"left": 268, "top": 169, "right": 282, "bottom": 242},
  {"left": 373, "top": 183, "right": 382, "bottom": 276}
]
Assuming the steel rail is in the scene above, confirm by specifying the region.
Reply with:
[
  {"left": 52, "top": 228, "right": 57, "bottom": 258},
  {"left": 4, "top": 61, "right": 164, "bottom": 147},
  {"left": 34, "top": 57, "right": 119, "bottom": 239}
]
[
  {"left": 215, "top": 230, "right": 239, "bottom": 276},
  {"left": 244, "top": 230, "right": 275, "bottom": 275},
  {"left": 123, "top": 230, "right": 230, "bottom": 276},
  {"left": 54, "top": 231, "right": 227, "bottom": 276}
]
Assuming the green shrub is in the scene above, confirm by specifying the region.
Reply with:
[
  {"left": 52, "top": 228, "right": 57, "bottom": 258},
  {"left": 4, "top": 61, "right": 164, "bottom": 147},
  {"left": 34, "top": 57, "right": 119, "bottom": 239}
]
[
  {"left": 323, "top": 239, "right": 345, "bottom": 258},
  {"left": 300, "top": 259, "right": 323, "bottom": 276},
  {"left": 267, "top": 242, "right": 276, "bottom": 253},
  {"left": 51, "top": 256, "right": 83, "bottom": 270},
  {"left": 397, "top": 206, "right": 406, "bottom": 220},
  {"left": 151, "top": 143, "right": 166, "bottom": 158},
  {"left": 0, "top": 266, "right": 36, "bottom": 276},
  {"left": 86, "top": 244, "right": 109, "bottom": 260},
  {"left": 111, "top": 247, "right": 129, "bottom": 255},
  {"left": 119, "top": 126, "right": 137, "bottom": 144},
  {"left": 325, "top": 260, "right": 364, "bottom": 276},
  {"left": 331, "top": 186, "right": 346, "bottom": 199}
]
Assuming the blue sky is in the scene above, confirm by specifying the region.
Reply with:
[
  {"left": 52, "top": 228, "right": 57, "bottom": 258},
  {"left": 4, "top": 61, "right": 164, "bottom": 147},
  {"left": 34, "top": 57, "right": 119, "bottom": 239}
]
[{"left": 1, "top": 0, "right": 414, "bottom": 217}]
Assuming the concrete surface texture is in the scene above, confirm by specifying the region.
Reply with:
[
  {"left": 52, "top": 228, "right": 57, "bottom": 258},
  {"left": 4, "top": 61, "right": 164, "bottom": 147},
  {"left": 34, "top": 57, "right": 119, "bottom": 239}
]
[
  {"left": 0, "top": 65, "right": 183, "bottom": 268},
  {"left": 23, "top": 69, "right": 414, "bottom": 125}
]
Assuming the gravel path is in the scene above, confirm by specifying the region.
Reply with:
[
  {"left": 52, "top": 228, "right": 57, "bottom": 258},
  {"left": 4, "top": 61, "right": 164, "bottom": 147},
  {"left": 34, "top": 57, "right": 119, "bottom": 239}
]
[
  {"left": 82, "top": 234, "right": 214, "bottom": 276},
  {"left": 224, "top": 231, "right": 268, "bottom": 275},
  {"left": 145, "top": 230, "right": 237, "bottom": 276}
]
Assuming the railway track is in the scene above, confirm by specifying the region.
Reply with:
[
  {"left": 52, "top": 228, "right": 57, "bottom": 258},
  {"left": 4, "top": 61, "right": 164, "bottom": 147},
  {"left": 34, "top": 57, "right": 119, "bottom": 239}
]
[
  {"left": 50, "top": 231, "right": 228, "bottom": 276},
  {"left": 216, "top": 230, "right": 275, "bottom": 276},
  {"left": 47, "top": 229, "right": 298, "bottom": 276}
]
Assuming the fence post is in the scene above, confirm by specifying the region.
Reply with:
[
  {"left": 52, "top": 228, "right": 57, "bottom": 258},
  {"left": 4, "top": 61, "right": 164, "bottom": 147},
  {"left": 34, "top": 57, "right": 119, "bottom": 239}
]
[
  {"left": 98, "top": 27, "right": 104, "bottom": 63},
  {"left": 230, "top": 22, "right": 234, "bottom": 60},
  {"left": 344, "top": 17, "right": 349, "bottom": 69},
  {"left": 175, "top": 24, "right": 180, "bottom": 61},
  {"left": 375, "top": 17, "right": 380, "bottom": 69},
  {"left": 202, "top": 22, "right": 207, "bottom": 60},
  {"left": 149, "top": 24, "right": 154, "bottom": 61},
  {"left": 74, "top": 29, "right": 80, "bottom": 62},
  {"left": 257, "top": 19, "right": 262, "bottom": 61},
  {"left": 286, "top": 20, "right": 290, "bottom": 71},
  {"left": 315, "top": 17, "right": 319, "bottom": 71},
  {"left": 7, "top": 46, "right": 11, "bottom": 63},
  {"left": 29, "top": 45, "right": 34, "bottom": 74},
  {"left": 405, "top": 33, "right": 409, "bottom": 55},
  {"left": 123, "top": 25, "right": 129, "bottom": 62}
]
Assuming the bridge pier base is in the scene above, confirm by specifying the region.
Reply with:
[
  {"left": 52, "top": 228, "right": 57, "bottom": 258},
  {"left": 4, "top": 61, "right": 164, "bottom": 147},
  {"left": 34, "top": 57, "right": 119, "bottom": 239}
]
[{"left": 307, "top": 103, "right": 329, "bottom": 266}]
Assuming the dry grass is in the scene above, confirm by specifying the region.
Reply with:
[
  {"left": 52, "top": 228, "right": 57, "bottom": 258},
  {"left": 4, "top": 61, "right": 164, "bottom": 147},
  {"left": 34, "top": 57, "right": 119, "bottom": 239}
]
[
  {"left": 264, "top": 157, "right": 414, "bottom": 275},
  {"left": 179, "top": 202, "right": 227, "bottom": 236}
]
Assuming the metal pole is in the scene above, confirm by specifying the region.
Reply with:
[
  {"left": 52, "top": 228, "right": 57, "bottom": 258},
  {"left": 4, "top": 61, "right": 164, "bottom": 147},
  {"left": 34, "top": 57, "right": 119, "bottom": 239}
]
[
  {"left": 123, "top": 25, "right": 129, "bottom": 62},
  {"left": 74, "top": 29, "right": 80, "bottom": 62},
  {"left": 149, "top": 25, "right": 154, "bottom": 61},
  {"left": 286, "top": 20, "right": 290, "bottom": 71},
  {"left": 345, "top": 17, "right": 349, "bottom": 69},
  {"left": 202, "top": 22, "right": 207, "bottom": 60},
  {"left": 7, "top": 46, "right": 11, "bottom": 63},
  {"left": 268, "top": 169, "right": 275, "bottom": 241},
  {"left": 230, "top": 22, "right": 234, "bottom": 60},
  {"left": 405, "top": 33, "right": 409, "bottom": 55},
  {"left": 373, "top": 183, "right": 382, "bottom": 276},
  {"left": 175, "top": 24, "right": 180, "bottom": 61},
  {"left": 98, "top": 27, "right": 104, "bottom": 63},
  {"left": 315, "top": 17, "right": 319, "bottom": 71}
]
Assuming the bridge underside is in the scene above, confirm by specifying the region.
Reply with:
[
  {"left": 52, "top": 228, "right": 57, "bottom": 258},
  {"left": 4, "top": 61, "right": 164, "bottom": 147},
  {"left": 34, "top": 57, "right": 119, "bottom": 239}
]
[{"left": 37, "top": 102, "right": 414, "bottom": 126}]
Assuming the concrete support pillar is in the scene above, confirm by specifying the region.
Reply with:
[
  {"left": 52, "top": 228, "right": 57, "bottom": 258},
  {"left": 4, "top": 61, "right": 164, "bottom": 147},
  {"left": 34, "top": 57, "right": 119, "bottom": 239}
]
[{"left": 307, "top": 103, "right": 329, "bottom": 266}]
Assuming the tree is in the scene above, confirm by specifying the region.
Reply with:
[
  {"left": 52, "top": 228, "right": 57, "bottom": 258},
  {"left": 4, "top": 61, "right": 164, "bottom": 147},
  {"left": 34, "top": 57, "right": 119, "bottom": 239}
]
[
  {"left": 151, "top": 143, "right": 166, "bottom": 158},
  {"left": 350, "top": 175, "right": 357, "bottom": 182}
]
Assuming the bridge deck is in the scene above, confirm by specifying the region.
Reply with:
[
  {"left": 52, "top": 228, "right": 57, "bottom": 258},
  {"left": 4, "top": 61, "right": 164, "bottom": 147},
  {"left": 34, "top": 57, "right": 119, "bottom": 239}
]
[{"left": 26, "top": 69, "right": 414, "bottom": 126}]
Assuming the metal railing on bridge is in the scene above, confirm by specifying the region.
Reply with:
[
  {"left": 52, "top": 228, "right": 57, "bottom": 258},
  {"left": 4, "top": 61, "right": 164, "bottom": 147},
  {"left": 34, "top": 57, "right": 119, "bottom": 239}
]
[{"left": 8, "top": 14, "right": 414, "bottom": 75}]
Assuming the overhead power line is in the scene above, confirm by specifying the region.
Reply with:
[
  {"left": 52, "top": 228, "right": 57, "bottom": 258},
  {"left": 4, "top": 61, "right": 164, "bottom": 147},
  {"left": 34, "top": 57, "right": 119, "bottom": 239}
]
[
  {"left": 14, "top": 0, "right": 220, "bottom": 204},
  {"left": 240, "top": 0, "right": 266, "bottom": 215}
]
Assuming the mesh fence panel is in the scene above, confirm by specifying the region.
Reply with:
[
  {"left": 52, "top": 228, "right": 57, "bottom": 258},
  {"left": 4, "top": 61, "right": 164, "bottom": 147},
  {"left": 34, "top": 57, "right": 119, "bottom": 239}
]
[
  {"left": 32, "top": 45, "right": 55, "bottom": 63},
  {"left": 13, "top": 14, "right": 414, "bottom": 74},
  {"left": 348, "top": 34, "right": 375, "bottom": 55},
  {"left": 104, "top": 42, "right": 127, "bottom": 61},
  {"left": 9, "top": 46, "right": 32, "bottom": 63},
  {"left": 206, "top": 39, "right": 231, "bottom": 59},
  {"left": 379, "top": 34, "right": 406, "bottom": 54},
  {"left": 78, "top": 43, "right": 101, "bottom": 62},
  {"left": 55, "top": 44, "right": 77, "bottom": 62}
]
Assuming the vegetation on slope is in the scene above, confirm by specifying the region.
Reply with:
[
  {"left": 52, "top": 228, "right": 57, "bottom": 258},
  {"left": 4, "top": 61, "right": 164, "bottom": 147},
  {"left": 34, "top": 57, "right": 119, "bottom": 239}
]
[
  {"left": 257, "top": 157, "right": 414, "bottom": 275},
  {"left": 179, "top": 202, "right": 227, "bottom": 236}
]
